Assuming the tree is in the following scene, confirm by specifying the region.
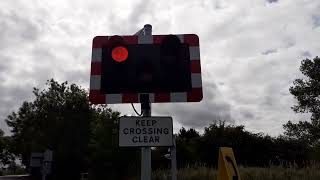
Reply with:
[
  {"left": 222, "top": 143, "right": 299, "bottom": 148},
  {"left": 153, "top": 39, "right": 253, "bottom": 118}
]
[
  {"left": 88, "top": 108, "right": 139, "bottom": 180},
  {"left": 5, "top": 79, "right": 92, "bottom": 180},
  {"left": 284, "top": 56, "right": 320, "bottom": 146},
  {"left": 175, "top": 128, "right": 201, "bottom": 167},
  {"left": 5, "top": 79, "right": 140, "bottom": 179},
  {"left": 0, "top": 129, "right": 14, "bottom": 167}
]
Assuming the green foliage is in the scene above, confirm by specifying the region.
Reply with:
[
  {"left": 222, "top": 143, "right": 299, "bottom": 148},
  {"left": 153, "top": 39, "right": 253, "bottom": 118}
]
[
  {"left": 199, "top": 122, "right": 279, "bottom": 167},
  {"left": 4, "top": 79, "right": 139, "bottom": 179},
  {"left": 0, "top": 129, "right": 15, "bottom": 166},
  {"left": 88, "top": 107, "right": 140, "bottom": 180},
  {"left": 176, "top": 127, "right": 201, "bottom": 166},
  {"left": 284, "top": 56, "right": 320, "bottom": 146},
  {"left": 290, "top": 57, "right": 320, "bottom": 116},
  {"left": 5, "top": 79, "right": 92, "bottom": 179},
  {"left": 152, "top": 122, "right": 312, "bottom": 169}
]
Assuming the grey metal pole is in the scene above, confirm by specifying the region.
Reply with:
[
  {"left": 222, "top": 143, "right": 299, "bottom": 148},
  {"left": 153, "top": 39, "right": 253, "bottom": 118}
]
[
  {"left": 171, "top": 136, "right": 177, "bottom": 180},
  {"left": 141, "top": 94, "right": 151, "bottom": 180},
  {"left": 138, "top": 24, "right": 152, "bottom": 180},
  {"left": 135, "top": 24, "right": 152, "bottom": 36}
]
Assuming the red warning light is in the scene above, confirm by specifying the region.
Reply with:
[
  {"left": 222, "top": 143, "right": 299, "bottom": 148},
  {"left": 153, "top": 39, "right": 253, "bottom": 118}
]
[{"left": 112, "top": 46, "right": 128, "bottom": 62}]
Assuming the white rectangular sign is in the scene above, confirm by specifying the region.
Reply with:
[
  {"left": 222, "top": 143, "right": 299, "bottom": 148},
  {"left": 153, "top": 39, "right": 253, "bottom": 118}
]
[{"left": 119, "top": 116, "right": 173, "bottom": 147}]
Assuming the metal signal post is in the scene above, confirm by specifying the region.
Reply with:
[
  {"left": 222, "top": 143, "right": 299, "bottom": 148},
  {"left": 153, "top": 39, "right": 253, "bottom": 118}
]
[{"left": 137, "top": 25, "right": 152, "bottom": 180}]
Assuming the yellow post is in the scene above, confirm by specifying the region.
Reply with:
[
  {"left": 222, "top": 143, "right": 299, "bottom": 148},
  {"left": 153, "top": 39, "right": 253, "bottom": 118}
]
[{"left": 217, "top": 147, "right": 241, "bottom": 180}]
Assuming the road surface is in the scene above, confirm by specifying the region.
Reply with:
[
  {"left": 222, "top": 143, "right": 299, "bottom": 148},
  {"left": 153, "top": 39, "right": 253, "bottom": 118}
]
[{"left": 0, "top": 175, "right": 31, "bottom": 180}]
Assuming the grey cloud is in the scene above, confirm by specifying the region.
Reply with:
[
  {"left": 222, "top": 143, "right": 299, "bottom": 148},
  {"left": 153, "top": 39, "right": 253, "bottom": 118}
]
[
  {"left": 284, "top": 38, "right": 296, "bottom": 48},
  {"left": 154, "top": 101, "right": 232, "bottom": 129},
  {"left": 63, "top": 69, "right": 89, "bottom": 88},
  {"left": 263, "top": 95, "right": 274, "bottom": 107},
  {"left": 153, "top": 81, "right": 233, "bottom": 129},
  {"left": 259, "top": 77, "right": 291, "bottom": 108},
  {"left": 128, "top": 0, "right": 152, "bottom": 26},
  {"left": 1, "top": 0, "right": 320, "bottom": 137},
  {"left": 0, "top": 54, "right": 13, "bottom": 72},
  {"left": 0, "top": 11, "right": 40, "bottom": 49},
  {"left": 280, "top": 91, "right": 290, "bottom": 96},
  {"left": 0, "top": 46, "right": 60, "bottom": 135},
  {"left": 204, "top": 81, "right": 218, "bottom": 101},
  {"left": 201, "top": 0, "right": 226, "bottom": 10},
  {"left": 32, "top": 46, "right": 56, "bottom": 62},
  {"left": 213, "top": 1, "right": 224, "bottom": 10},
  {"left": 266, "top": 0, "right": 278, "bottom": 3},
  {"left": 312, "top": 15, "right": 320, "bottom": 29},
  {"left": 302, "top": 51, "right": 311, "bottom": 57},
  {"left": 177, "top": 102, "right": 232, "bottom": 128},
  {"left": 240, "top": 110, "right": 255, "bottom": 120},
  {"left": 0, "top": 84, "right": 35, "bottom": 134},
  {"left": 30, "top": 42, "right": 89, "bottom": 86},
  {"left": 262, "top": 49, "right": 278, "bottom": 55}
]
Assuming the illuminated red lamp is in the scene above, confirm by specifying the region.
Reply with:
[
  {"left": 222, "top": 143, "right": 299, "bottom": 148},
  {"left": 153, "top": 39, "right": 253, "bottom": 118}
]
[{"left": 112, "top": 46, "right": 128, "bottom": 62}]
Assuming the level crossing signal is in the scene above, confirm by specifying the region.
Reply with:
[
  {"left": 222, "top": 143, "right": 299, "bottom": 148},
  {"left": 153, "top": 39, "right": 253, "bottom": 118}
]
[{"left": 90, "top": 34, "right": 202, "bottom": 104}]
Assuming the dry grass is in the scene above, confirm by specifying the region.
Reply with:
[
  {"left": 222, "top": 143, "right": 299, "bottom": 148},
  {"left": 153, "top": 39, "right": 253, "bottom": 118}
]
[{"left": 152, "top": 164, "right": 320, "bottom": 180}]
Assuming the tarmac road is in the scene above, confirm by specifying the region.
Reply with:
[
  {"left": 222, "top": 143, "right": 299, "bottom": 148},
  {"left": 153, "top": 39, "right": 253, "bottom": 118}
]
[{"left": 0, "top": 175, "right": 31, "bottom": 180}]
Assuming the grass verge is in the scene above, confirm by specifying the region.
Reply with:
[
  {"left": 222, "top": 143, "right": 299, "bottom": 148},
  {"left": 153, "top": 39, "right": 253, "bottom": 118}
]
[{"left": 152, "top": 164, "right": 320, "bottom": 180}]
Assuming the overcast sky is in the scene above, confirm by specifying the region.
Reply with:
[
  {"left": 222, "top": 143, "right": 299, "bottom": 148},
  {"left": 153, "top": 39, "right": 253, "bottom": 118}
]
[{"left": 0, "top": 0, "right": 319, "bottom": 136}]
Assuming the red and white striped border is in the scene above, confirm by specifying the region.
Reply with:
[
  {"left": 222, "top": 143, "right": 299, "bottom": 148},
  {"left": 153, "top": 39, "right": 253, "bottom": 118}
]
[{"left": 89, "top": 34, "right": 202, "bottom": 104}]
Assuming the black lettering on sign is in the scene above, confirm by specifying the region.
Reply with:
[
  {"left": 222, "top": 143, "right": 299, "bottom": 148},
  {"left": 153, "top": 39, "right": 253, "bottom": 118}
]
[
  {"left": 130, "top": 136, "right": 164, "bottom": 144},
  {"left": 130, "top": 128, "right": 134, "bottom": 134},
  {"left": 149, "top": 136, "right": 154, "bottom": 143},
  {"left": 136, "top": 128, "right": 141, "bottom": 134},
  {"left": 132, "top": 136, "right": 138, "bottom": 143},
  {"left": 155, "top": 136, "right": 160, "bottom": 143},
  {"left": 146, "top": 120, "right": 152, "bottom": 126},
  {"left": 142, "top": 128, "right": 147, "bottom": 134},
  {"left": 141, "top": 120, "right": 146, "bottom": 126},
  {"left": 123, "top": 128, "right": 129, "bottom": 134},
  {"left": 136, "top": 120, "right": 140, "bottom": 127},
  {"left": 156, "top": 128, "right": 163, "bottom": 134},
  {"left": 164, "top": 128, "right": 169, "bottom": 134},
  {"left": 148, "top": 128, "right": 153, "bottom": 134},
  {"left": 152, "top": 120, "right": 157, "bottom": 126}
]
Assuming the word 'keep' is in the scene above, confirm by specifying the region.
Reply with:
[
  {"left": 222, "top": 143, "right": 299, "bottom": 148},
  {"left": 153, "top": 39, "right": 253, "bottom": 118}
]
[{"left": 136, "top": 120, "right": 157, "bottom": 127}]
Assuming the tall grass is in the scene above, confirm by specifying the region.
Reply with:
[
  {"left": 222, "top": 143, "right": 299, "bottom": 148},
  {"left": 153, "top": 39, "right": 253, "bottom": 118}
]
[{"left": 152, "top": 163, "right": 320, "bottom": 180}]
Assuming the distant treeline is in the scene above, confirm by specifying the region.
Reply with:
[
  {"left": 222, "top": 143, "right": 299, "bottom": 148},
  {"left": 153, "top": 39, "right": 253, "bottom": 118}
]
[{"left": 152, "top": 123, "right": 319, "bottom": 170}]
